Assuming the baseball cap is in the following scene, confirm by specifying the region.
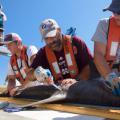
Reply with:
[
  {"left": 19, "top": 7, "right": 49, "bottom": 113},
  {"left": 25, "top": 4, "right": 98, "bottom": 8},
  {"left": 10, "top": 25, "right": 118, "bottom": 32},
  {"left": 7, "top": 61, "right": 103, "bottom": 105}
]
[
  {"left": 103, "top": 0, "right": 120, "bottom": 14},
  {"left": 40, "top": 19, "right": 59, "bottom": 39},
  {"left": 4, "top": 33, "right": 22, "bottom": 44}
]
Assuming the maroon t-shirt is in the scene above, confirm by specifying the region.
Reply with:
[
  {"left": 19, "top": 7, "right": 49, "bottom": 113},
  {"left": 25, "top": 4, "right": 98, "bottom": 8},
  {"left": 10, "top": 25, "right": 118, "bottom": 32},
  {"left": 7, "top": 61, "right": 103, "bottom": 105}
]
[{"left": 31, "top": 36, "right": 93, "bottom": 81}]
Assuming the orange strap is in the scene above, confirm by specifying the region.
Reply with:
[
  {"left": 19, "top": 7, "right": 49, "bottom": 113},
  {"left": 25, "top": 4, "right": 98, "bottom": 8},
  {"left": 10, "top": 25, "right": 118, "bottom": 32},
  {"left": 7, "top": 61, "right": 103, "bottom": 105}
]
[
  {"left": 63, "top": 35, "right": 78, "bottom": 78},
  {"left": 10, "top": 46, "right": 29, "bottom": 84},
  {"left": 106, "top": 16, "right": 120, "bottom": 61}
]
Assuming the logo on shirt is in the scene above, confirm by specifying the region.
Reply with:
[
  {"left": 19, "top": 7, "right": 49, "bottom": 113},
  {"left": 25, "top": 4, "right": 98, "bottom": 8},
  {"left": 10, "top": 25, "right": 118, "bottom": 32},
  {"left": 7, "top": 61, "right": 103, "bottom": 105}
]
[{"left": 58, "top": 56, "right": 69, "bottom": 75}]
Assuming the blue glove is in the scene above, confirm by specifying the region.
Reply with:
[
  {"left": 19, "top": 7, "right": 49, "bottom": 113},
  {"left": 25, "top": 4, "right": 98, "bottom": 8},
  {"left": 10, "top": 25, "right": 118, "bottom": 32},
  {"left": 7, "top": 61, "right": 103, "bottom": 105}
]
[
  {"left": 46, "top": 69, "right": 52, "bottom": 77},
  {"left": 104, "top": 72, "right": 120, "bottom": 96},
  {"left": 112, "top": 83, "right": 120, "bottom": 96},
  {"left": 34, "top": 67, "right": 53, "bottom": 82}
]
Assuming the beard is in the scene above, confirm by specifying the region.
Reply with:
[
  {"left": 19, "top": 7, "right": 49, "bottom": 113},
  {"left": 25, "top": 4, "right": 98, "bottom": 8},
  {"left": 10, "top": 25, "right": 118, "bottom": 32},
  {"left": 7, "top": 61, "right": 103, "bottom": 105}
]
[{"left": 48, "top": 39, "right": 62, "bottom": 51}]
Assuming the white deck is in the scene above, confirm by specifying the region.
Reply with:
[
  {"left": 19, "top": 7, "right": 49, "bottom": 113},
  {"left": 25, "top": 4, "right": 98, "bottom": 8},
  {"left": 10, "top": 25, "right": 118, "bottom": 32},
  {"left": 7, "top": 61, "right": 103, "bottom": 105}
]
[{"left": 0, "top": 109, "right": 105, "bottom": 120}]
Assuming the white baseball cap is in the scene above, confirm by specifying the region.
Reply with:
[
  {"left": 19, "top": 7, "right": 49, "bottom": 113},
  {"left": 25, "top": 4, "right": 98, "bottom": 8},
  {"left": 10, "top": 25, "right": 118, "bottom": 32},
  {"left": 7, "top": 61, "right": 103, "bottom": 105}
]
[{"left": 40, "top": 19, "right": 59, "bottom": 39}]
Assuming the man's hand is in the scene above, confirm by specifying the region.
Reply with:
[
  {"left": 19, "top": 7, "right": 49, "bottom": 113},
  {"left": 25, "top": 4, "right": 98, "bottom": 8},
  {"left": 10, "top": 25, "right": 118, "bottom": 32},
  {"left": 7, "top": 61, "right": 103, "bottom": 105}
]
[
  {"left": 111, "top": 77, "right": 120, "bottom": 88},
  {"left": 9, "top": 87, "right": 19, "bottom": 97},
  {"left": 111, "top": 77, "right": 120, "bottom": 95},
  {"left": 61, "top": 78, "right": 77, "bottom": 90},
  {"left": 44, "top": 77, "right": 54, "bottom": 85},
  {"left": 34, "top": 66, "right": 54, "bottom": 85},
  {"left": 104, "top": 72, "right": 120, "bottom": 95}
]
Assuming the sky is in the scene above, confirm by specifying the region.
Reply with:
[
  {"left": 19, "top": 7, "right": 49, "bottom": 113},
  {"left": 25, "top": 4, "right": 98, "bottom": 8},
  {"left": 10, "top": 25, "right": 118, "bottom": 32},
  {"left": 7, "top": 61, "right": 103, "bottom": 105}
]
[{"left": 0, "top": 0, "right": 112, "bottom": 84}]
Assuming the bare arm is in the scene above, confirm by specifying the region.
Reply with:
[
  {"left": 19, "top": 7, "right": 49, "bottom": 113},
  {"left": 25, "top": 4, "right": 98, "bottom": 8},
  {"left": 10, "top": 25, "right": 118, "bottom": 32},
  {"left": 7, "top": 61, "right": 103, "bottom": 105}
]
[
  {"left": 25, "top": 68, "right": 36, "bottom": 81},
  {"left": 7, "top": 75, "right": 16, "bottom": 92},
  {"left": 75, "top": 65, "right": 90, "bottom": 80},
  {"left": 94, "top": 41, "right": 111, "bottom": 78}
]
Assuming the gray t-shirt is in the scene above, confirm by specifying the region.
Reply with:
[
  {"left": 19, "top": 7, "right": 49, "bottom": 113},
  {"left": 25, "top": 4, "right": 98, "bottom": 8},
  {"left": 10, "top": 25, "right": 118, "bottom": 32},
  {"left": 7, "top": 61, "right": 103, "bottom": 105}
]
[
  {"left": 92, "top": 18, "right": 109, "bottom": 45},
  {"left": 92, "top": 18, "right": 120, "bottom": 70}
]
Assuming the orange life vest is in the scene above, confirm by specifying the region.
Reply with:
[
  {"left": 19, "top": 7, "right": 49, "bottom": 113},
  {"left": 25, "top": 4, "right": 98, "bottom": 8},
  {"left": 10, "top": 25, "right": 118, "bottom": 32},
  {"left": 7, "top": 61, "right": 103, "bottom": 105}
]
[
  {"left": 106, "top": 16, "right": 120, "bottom": 71},
  {"left": 10, "top": 46, "right": 29, "bottom": 84},
  {"left": 45, "top": 35, "right": 79, "bottom": 81}
]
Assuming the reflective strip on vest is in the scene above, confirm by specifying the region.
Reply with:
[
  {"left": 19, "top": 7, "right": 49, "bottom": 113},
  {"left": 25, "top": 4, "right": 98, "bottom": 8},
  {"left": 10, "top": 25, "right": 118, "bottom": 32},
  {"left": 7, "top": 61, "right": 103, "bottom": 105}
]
[
  {"left": 109, "top": 42, "right": 119, "bottom": 56},
  {"left": 52, "top": 62, "right": 61, "bottom": 74},
  {"left": 20, "top": 67, "right": 26, "bottom": 79},
  {"left": 65, "top": 53, "right": 73, "bottom": 66}
]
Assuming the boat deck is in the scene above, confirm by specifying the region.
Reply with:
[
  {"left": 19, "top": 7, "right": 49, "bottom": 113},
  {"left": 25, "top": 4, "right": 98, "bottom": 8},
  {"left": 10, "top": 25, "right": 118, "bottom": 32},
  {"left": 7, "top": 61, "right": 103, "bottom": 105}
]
[{"left": 0, "top": 108, "right": 105, "bottom": 120}]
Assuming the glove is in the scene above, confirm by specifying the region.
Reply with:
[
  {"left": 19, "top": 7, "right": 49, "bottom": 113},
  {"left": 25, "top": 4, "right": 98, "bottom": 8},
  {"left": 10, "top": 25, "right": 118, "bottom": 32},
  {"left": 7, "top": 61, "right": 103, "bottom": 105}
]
[
  {"left": 104, "top": 72, "right": 120, "bottom": 96},
  {"left": 112, "top": 83, "right": 120, "bottom": 96},
  {"left": 34, "top": 66, "right": 53, "bottom": 84}
]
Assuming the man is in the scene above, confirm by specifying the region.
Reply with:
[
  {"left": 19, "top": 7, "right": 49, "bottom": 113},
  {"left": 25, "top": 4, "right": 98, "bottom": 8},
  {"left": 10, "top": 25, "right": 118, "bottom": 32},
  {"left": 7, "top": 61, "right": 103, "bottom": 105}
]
[
  {"left": 3, "top": 33, "right": 42, "bottom": 96},
  {"left": 27, "top": 18, "right": 94, "bottom": 89},
  {"left": 92, "top": 0, "right": 120, "bottom": 95}
]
